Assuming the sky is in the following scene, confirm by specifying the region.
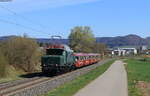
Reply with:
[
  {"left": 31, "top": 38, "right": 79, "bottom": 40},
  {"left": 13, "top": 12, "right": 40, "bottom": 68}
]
[{"left": 0, "top": 0, "right": 150, "bottom": 38}]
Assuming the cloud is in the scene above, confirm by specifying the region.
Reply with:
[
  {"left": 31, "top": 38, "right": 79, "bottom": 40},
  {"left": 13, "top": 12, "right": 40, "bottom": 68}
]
[{"left": 0, "top": 0, "right": 99, "bottom": 13}]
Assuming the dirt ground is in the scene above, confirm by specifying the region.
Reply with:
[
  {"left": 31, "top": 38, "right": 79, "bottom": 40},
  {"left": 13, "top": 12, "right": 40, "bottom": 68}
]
[{"left": 136, "top": 81, "right": 150, "bottom": 96}]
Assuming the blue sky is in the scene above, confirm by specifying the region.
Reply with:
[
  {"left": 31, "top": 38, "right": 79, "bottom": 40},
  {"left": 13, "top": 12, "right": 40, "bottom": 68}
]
[{"left": 0, "top": 0, "right": 150, "bottom": 38}]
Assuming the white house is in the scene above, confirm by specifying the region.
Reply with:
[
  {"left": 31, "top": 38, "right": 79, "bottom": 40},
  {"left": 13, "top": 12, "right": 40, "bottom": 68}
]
[{"left": 110, "top": 46, "right": 138, "bottom": 56}]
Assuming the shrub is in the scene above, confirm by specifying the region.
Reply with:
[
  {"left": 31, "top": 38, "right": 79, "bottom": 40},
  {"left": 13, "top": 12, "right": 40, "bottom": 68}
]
[
  {"left": 0, "top": 49, "right": 8, "bottom": 77},
  {"left": 1, "top": 37, "right": 42, "bottom": 72}
]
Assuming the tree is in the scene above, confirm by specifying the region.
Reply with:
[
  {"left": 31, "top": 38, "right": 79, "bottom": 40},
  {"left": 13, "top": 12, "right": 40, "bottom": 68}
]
[
  {"left": 69, "top": 26, "right": 96, "bottom": 53},
  {"left": 93, "top": 43, "right": 107, "bottom": 57}
]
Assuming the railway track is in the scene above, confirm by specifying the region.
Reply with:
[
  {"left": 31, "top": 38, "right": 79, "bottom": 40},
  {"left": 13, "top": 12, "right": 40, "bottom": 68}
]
[
  {"left": 0, "top": 71, "right": 75, "bottom": 96},
  {"left": 0, "top": 77, "right": 40, "bottom": 89},
  {"left": 0, "top": 77, "right": 51, "bottom": 96}
]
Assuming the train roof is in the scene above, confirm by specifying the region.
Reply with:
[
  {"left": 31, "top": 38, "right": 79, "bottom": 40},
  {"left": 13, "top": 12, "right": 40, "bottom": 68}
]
[
  {"left": 74, "top": 53, "right": 100, "bottom": 56},
  {"left": 46, "top": 44, "right": 73, "bottom": 52}
]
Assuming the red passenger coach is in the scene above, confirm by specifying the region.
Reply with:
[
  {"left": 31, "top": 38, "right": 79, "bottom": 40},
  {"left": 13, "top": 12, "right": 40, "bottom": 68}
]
[
  {"left": 73, "top": 53, "right": 84, "bottom": 67},
  {"left": 73, "top": 53, "right": 101, "bottom": 68}
]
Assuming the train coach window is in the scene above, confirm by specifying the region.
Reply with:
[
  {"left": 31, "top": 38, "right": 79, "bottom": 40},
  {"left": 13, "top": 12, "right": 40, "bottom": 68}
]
[
  {"left": 81, "top": 56, "right": 84, "bottom": 60},
  {"left": 75, "top": 56, "right": 79, "bottom": 60},
  {"left": 80, "top": 56, "right": 83, "bottom": 60},
  {"left": 46, "top": 49, "right": 64, "bottom": 55}
]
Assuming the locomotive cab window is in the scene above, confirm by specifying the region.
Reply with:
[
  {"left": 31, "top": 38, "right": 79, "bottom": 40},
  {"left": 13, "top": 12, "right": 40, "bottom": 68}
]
[{"left": 46, "top": 49, "right": 64, "bottom": 55}]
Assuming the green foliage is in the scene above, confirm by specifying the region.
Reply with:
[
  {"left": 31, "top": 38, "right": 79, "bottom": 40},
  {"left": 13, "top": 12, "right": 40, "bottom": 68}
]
[
  {"left": 0, "top": 37, "right": 42, "bottom": 72},
  {"left": 69, "top": 26, "right": 96, "bottom": 53},
  {"left": 0, "top": 49, "right": 8, "bottom": 78},
  {"left": 93, "top": 43, "right": 107, "bottom": 56},
  {"left": 43, "top": 60, "right": 115, "bottom": 96},
  {"left": 68, "top": 26, "right": 107, "bottom": 54},
  {"left": 126, "top": 58, "right": 150, "bottom": 96}
]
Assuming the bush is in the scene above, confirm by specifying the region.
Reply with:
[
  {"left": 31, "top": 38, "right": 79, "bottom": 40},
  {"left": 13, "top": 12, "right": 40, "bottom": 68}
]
[
  {"left": 0, "top": 49, "right": 8, "bottom": 77},
  {"left": 0, "top": 37, "right": 42, "bottom": 72},
  {"left": 139, "top": 58, "right": 147, "bottom": 62}
]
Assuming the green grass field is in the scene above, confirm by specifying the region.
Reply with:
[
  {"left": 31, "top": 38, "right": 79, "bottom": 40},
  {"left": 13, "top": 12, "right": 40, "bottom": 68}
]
[
  {"left": 126, "top": 58, "right": 150, "bottom": 96},
  {"left": 42, "top": 60, "right": 115, "bottom": 96}
]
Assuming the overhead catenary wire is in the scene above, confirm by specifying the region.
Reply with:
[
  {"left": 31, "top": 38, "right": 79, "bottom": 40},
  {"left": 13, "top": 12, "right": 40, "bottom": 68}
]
[
  {"left": 0, "top": 5, "right": 50, "bottom": 36},
  {"left": 0, "top": 5, "right": 46, "bottom": 29},
  {"left": 0, "top": 18, "right": 49, "bottom": 36}
]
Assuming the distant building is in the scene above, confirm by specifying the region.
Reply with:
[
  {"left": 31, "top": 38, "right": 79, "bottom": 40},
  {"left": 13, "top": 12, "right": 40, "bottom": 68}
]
[
  {"left": 141, "top": 45, "right": 147, "bottom": 51},
  {"left": 109, "top": 46, "right": 138, "bottom": 56},
  {"left": 139, "top": 45, "right": 150, "bottom": 54}
]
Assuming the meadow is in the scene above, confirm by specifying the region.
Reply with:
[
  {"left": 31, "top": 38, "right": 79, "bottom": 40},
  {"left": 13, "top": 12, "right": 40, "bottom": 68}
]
[{"left": 126, "top": 57, "right": 150, "bottom": 96}]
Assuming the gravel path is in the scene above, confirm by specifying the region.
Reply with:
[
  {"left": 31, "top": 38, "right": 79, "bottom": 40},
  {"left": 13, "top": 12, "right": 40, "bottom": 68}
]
[{"left": 74, "top": 60, "right": 128, "bottom": 96}]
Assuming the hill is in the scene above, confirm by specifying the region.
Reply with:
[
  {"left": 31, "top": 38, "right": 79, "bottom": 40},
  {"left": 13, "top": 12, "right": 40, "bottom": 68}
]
[
  {"left": 0, "top": 34, "right": 149, "bottom": 48},
  {"left": 146, "top": 37, "right": 150, "bottom": 45},
  {"left": 96, "top": 34, "right": 148, "bottom": 47}
]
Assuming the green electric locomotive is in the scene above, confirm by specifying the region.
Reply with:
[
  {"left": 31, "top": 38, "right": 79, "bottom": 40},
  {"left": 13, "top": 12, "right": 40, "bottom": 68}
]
[{"left": 41, "top": 44, "right": 76, "bottom": 74}]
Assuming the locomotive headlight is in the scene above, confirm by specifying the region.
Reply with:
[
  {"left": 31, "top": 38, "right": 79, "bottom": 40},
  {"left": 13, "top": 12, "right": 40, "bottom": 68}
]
[{"left": 42, "top": 64, "right": 46, "bottom": 66}]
